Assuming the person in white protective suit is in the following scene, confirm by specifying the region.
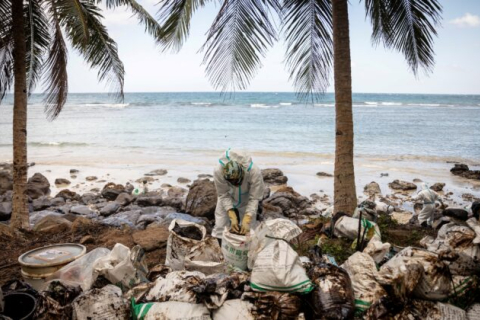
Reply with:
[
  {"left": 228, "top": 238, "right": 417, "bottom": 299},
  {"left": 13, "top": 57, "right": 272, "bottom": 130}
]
[
  {"left": 212, "top": 149, "right": 265, "bottom": 239},
  {"left": 413, "top": 183, "right": 443, "bottom": 227}
]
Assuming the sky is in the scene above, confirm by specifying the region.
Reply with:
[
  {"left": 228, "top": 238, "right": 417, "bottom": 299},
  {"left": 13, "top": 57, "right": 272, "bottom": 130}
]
[{"left": 64, "top": 0, "right": 480, "bottom": 94}]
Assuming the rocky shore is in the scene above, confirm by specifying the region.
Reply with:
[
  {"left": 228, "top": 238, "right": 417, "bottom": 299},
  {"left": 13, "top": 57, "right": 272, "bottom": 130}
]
[{"left": 1, "top": 163, "right": 480, "bottom": 319}]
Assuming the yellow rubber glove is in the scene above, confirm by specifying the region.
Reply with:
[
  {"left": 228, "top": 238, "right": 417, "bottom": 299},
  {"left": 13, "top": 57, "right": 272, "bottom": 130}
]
[
  {"left": 240, "top": 213, "right": 253, "bottom": 235},
  {"left": 227, "top": 209, "right": 240, "bottom": 233}
]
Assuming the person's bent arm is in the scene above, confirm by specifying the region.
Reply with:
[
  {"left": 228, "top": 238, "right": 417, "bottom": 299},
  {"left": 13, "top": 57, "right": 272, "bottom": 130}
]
[
  {"left": 214, "top": 166, "right": 235, "bottom": 212},
  {"left": 244, "top": 166, "right": 265, "bottom": 218}
]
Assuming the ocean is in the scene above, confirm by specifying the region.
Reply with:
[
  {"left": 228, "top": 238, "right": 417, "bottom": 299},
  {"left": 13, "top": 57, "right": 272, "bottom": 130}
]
[{"left": 1, "top": 92, "right": 480, "bottom": 164}]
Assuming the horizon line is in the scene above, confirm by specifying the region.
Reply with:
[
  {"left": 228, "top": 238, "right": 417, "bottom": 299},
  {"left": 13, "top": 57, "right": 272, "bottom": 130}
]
[{"left": 23, "top": 91, "right": 480, "bottom": 96}]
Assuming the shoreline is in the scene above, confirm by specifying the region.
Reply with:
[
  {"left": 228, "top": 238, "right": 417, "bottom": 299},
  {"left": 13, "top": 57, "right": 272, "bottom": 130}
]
[{"left": 3, "top": 150, "right": 478, "bottom": 209}]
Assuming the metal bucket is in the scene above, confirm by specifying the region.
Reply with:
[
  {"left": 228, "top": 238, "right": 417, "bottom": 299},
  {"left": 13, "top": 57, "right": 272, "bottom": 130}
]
[{"left": 18, "top": 243, "right": 86, "bottom": 291}]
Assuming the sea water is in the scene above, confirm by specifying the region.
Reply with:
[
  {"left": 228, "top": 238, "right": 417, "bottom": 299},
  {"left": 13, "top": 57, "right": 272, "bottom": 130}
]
[{"left": 1, "top": 92, "right": 479, "bottom": 164}]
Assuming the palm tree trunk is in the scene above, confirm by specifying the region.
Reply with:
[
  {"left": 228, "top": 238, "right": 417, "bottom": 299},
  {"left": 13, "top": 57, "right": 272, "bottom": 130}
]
[
  {"left": 332, "top": 0, "right": 357, "bottom": 215},
  {"left": 11, "top": 0, "right": 30, "bottom": 230}
]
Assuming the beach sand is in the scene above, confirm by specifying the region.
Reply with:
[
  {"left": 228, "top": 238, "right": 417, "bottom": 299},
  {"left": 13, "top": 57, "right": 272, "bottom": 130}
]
[{"left": 13, "top": 149, "right": 480, "bottom": 209}]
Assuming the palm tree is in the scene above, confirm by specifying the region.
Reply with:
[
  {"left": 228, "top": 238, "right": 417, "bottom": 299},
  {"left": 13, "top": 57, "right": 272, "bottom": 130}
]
[
  {"left": 0, "top": 0, "right": 162, "bottom": 230},
  {"left": 156, "top": 0, "right": 441, "bottom": 215}
]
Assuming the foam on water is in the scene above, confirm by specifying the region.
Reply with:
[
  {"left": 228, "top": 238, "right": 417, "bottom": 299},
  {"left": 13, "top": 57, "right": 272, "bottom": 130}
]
[{"left": 1, "top": 92, "right": 479, "bottom": 164}]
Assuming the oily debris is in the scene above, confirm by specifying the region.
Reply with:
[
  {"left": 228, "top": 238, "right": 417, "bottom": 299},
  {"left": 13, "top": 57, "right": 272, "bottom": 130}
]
[{"left": 173, "top": 223, "right": 203, "bottom": 240}]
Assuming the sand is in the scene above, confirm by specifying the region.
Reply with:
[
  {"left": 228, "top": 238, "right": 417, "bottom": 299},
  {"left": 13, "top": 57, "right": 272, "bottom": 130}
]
[{"left": 12, "top": 150, "right": 479, "bottom": 210}]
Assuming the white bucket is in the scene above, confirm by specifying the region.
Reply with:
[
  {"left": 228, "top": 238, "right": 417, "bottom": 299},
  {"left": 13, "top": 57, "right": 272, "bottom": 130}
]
[{"left": 18, "top": 243, "right": 86, "bottom": 291}]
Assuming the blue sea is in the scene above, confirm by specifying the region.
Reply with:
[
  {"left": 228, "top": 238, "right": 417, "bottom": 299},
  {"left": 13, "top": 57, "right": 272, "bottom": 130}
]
[{"left": 1, "top": 92, "right": 480, "bottom": 164}]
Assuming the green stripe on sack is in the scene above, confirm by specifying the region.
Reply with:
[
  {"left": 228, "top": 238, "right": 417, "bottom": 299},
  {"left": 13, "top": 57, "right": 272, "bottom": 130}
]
[
  {"left": 251, "top": 280, "right": 314, "bottom": 293},
  {"left": 132, "top": 298, "right": 154, "bottom": 320}
]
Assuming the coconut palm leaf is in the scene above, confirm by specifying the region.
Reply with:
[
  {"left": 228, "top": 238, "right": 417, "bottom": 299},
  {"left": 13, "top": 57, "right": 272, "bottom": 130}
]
[
  {"left": 43, "top": 6, "right": 68, "bottom": 120},
  {"left": 283, "top": 0, "right": 333, "bottom": 100},
  {"left": 365, "top": 0, "right": 442, "bottom": 75},
  {"left": 0, "top": 40, "right": 14, "bottom": 103},
  {"left": 156, "top": 0, "right": 207, "bottom": 52},
  {"left": 202, "top": 0, "right": 278, "bottom": 92},
  {"left": 0, "top": 0, "right": 12, "bottom": 48},
  {"left": 25, "top": 0, "right": 51, "bottom": 95},
  {"left": 55, "top": 0, "right": 91, "bottom": 47},
  {"left": 97, "top": 0, "right": 162, "bottom": 42},
  {"left": 66, "top": 1, "right": 125, "bottom": 100}
]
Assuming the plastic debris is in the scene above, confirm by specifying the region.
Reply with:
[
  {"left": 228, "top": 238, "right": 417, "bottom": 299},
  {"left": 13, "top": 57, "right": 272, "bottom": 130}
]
[
  {"left": 34, "top": 281, "right": 82, "bottom": 320},
  {"left": 72, "top": 285, "right": 129, "bottom": 320},
  {"left": 131, "top": 300, "right": 211, "bottom": 320},
  {"left": 341, "top": 252, "right": 387, "bottom": 314},
  {"left": 307, "top": 260, "right": 355, "bottom": 319},
  {"left": 166, "top": 219, "right": 217, "bottom": 271},
  {"left": 222, "top": 227, "right": 250, "bottom": 270},
  {"left": 45, "top": 248, "right": 110, "bottom": 291},
  {"left": 146, "top": 270, "right": 204, "bottom": 303},
  {"left": 248, "top": 218, "right": 302, "bottom": 270},
  {"left": 250, "top": 240, "right": 313, "bottom": 293},
  {"left": 94, "top": 244, "right": 149, "bottom": 292},
  {"left": 212, "top": 299, "right": 254, "bottom": 320},
  {"left": 334, "top": 216, "right": 381, "bottom": 242},
  {"left": 242, "top": 291, "right": 302, "bottom": 320},
  {"left": 379, "top": 247, "right": 452, "bottom": 301}
]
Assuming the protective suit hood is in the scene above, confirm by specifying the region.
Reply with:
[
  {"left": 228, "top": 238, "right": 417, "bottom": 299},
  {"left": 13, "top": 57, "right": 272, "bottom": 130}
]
[{"left": 218, "top": 148, "right": 253, "bottom": 171}]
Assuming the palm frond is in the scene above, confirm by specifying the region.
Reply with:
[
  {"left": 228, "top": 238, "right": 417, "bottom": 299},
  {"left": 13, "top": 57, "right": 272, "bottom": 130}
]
[
  {"left": 25, "top": 0, "right": 51, "bottom": 95},
  {"left": 0, "top": 0, "right": 12, "bottom": 51},
  {"left": 366, "top": 0, "right": 442, "bottom": 75},
  {"left": 202, "top": 0, "right": 278, "bottom": 92},
  {"left": 157, "top": 0, "right": 207, "bottom": 52},
  {"left": 65, "top": 1, "right": 125, "bottom": 100},
  {"left": 125, "top": 0, "right": 163, "bottom": 43},
  {"left": 55, "top": 0, "right": 90, "bottom": 47},
  {"left": 0, "top": 40, "right": 14, "bottom": 103},
  {"left": 283, "top": 0, "right": 333, "bottom": 100},
  {"left": 43, "top": 5, "right": 68, "bottom": 120},
  {"left": 96, "top": 0, "right": 162, "bottom": 43}
]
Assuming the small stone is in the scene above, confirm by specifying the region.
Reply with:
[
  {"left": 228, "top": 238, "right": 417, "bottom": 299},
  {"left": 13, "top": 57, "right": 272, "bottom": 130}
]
[
  {"left": 70, "top": 205, "right": 94, "bottom": 216},
  {"left": 55, "top": 178, "right": 71, "bottom": 185},
  {"left": 364, "top": 181, "right": 381, "bottom": 195},
  {"left": 161, "top": 183, "right": 172, "bottom": 188},
  {"left": 70, "top": 175, "right": 77, "bottom": 179},
  {"left": 51, "top": 197, "right": 66, "bottom": 207},
  {"left": 86, "top": 176, "right": 98, "bottom": 181},
  {"left": 100, "top": 202, "right": 121, "bottom": 217},
  {"left": 388, "top": 180, "right": 417, "bottom": 191},
  {"left": 144, "top": 169, "right": 168, "bottom": 176},
  {"left": 198, "top": 174, "right": 213, "bottom": 178},
  {"left": 80, "top": 235, "right": 95, "bottom": 244},
  {"left": 430, "top": 183, "right": 446, "bottom": 192},
  {"left": 380, "top": 173, "right": 389, "bottom": 177},
  {"left": 413, "top": 178, "right": 423, "bottom": 183},
  {"left": 33, "top": 215, "right": 72, "bottom": 233},
  {"left": 316, "top": 172, "right": 333, "bottom": 177},
  {"left": 0, "top": 202, "right": 12, "bottom": 221},
  {"left": 71, "top": 216, "right": 93, "bottom": 234},
  {"left": 101, "top": 182, "right": 125, "bottom": 201},
  {"left": 32, "top": 196, "right": 52, "bottom": 211},
  {"left": 90, "top": 188, "right": 100, "bottom": 193},
  {"left": 70, "top": 169, "right": 79, "bottom": 174},
  {"left": 177, "top": 177, "right": 191, "bottom": 184},
  {"left": 136, "top": 177, "right": 155, "bottom": 183},
  {"left": 115, "top": 193, "right": 133, "bottom": 206},
  {"left": 55, "top": 189, "right": 79, "bottom": 201},
  {"left": 262, "top": 168, "right": 288, "bottom": 186}
]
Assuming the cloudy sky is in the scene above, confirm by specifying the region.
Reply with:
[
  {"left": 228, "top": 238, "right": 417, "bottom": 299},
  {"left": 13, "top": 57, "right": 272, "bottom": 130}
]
[{"left": 65, "top": 0, "right": 480, "bottom": 94}]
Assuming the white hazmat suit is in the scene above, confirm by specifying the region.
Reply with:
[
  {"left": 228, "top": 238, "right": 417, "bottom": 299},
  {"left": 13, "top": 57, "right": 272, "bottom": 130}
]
[
  {"left": 414, "top": 183, "right": 441, "bottom": 226},
  {"left": 212, "top": 149, "right": 265, "bottom": 238}
]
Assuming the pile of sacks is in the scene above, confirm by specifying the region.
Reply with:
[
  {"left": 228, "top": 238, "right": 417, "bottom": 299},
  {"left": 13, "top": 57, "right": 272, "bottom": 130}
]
[{"left": 2, "top": 213, "right": 480, "bottom": 319}]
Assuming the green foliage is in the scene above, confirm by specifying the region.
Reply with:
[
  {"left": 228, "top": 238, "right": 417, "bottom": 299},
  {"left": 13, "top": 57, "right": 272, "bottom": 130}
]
[{"left": 1, "top": 0, "right": 162, "bottom": 119}]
